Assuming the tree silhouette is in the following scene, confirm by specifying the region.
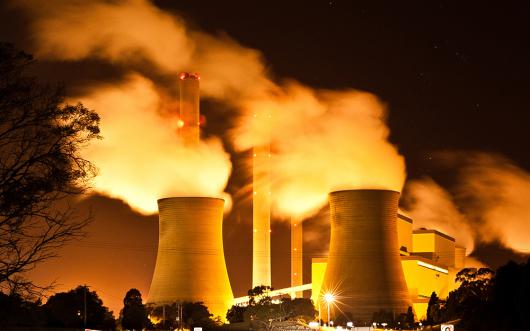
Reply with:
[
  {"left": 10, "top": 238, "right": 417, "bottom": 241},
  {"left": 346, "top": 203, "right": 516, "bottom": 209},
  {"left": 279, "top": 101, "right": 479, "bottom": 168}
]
[
  {"left": 44, "top": 285, "right": 115, "bottom": 330},
  {"left": 120, "top": 288, "right": 150, "bottom": 331},
  {"left": 0, "top": 43, "right": 100, "bottom": 295}
]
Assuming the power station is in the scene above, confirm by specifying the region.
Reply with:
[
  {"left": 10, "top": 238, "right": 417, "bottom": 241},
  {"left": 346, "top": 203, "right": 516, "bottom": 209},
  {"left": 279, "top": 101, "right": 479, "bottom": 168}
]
[{"left": 147, "top": 73, "right": 467, "bottom": 324}]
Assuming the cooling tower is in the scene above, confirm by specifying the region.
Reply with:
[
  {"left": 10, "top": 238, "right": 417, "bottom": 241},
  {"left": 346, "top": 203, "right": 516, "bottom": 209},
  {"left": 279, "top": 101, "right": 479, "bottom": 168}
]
[
  {"left": 147, "top": 197, "right": 233, "bottom": 319},
  {"left": 252, "top": 144, "right": 271, "bottom": 287},
  {"left": 179, "top": 72, "right": 200, "bottom": 146},
  {"left": 320, "top": 190, "right": 411, "bottom": 323}
]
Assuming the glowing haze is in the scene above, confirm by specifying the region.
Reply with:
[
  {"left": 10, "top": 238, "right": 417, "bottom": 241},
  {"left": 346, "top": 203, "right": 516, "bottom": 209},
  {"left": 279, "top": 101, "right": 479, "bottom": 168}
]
[
  {"left": 403, "top": 152, "right": 530, "bottom": 254},
  {"left": 233, "top": 83, "right": 406, "bottom": 218},
  {"left": 18, "top": 0, "right": 405, "bottom": 217},
  {"left": 78, "top": 75, "right": 232, "bottom": 214}
]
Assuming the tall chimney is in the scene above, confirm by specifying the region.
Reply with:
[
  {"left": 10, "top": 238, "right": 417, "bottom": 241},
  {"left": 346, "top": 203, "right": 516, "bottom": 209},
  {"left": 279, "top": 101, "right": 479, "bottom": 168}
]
[
  {"left": 320, "top": 189, "right": 411, "bottom": 323},
  {"left": 290, "top": 217, "right": 303, "bottom": 298},
  {"left": 179, "top": 72, "right": 200, "bottom": 146},
  {"left": 252, "top": 144, "right": 271, "bottom": 288},
  {"left": 147, "top": 197, "right": 233, "bottom": 319}
]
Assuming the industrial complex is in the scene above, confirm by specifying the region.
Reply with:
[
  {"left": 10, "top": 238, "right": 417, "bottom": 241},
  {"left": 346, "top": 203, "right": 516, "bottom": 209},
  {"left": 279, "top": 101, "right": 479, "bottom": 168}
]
[{"left": 146, "top": 73, "right": 467, "bottom": 324}]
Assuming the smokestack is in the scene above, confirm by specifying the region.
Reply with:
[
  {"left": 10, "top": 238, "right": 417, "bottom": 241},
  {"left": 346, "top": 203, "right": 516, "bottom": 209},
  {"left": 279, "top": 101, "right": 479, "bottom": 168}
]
[
  {"left": 252, "top": 144, "right": 271, "bottom": 288},
  {"left": 179, "top": 72, "right": 200, "bottom": 146},
  {"left": 147, "top": 197, "right": 233, "bottom": 319},
  {"left": 320, "top": 189, "right": 411, "bottom": 322},
  {"left": 290, "top": 217, "right": 303, "bottom": 298}
]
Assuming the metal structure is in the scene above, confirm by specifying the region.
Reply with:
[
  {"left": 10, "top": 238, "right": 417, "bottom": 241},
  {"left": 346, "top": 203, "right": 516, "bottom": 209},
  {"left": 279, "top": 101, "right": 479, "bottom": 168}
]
[
  {"left": 179, "top": 72, "right": 200, "bottom": 146},
  {"left": 320, "top": 189, "right": 411, "bottom": 322},
  {"left": 147, "top": 197, "right": 233, "bottom": 319}
]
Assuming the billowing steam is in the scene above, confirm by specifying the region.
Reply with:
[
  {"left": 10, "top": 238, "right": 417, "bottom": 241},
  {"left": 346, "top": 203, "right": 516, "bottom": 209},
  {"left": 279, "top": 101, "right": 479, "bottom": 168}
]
[
  {"left": 233, "top": 83, "right": 406, "bottom": 218},
  {"left": 78, "top": 75, "right": 232, "bottom": 214},
  {"left": 403, "top": 152, "right": 530, "bottom": 254},
  {"left": 402, "top": 178, "right": 474, "bottom": 252},
  {"left": 18, "top": 0, "right": 405, "bottom": 218}
]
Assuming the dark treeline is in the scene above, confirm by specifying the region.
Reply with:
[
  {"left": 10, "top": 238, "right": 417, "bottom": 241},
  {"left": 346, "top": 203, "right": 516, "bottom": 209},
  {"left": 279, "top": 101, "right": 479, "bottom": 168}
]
[
  {"left": 0, "top": 286, "right": 222, "bottom": 331},
  {"left": 426, "top": 259, "right": 530, "bottom": 331}
]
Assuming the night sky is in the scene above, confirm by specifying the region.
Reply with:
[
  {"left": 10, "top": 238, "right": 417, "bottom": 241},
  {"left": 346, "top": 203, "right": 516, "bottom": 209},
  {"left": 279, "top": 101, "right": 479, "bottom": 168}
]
[{"left": 1, "top": 0, "right": 529, "bottom": 316}]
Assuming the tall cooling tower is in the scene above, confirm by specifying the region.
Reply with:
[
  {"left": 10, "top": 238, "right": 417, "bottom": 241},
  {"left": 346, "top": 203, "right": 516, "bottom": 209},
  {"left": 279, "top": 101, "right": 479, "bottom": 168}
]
[
  {"left": 320, "top": 190, "right": 411, "bottom": 322},
  {"left": 179, "top": 72, "right": 200, "bottom": 146},
  {"left": 147, "top": 197, "right": 233, "bottom": 319}
]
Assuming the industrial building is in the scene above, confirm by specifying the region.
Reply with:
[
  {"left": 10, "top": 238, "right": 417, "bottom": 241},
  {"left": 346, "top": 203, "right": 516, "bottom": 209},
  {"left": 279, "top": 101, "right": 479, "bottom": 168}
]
[{"left": 147, "top": 72, "right": 466, "bottom": 324}]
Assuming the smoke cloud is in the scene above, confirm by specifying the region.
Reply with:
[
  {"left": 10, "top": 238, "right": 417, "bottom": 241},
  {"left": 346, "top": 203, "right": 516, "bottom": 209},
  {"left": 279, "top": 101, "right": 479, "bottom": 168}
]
[
  {"left": 18, "top": 0, "right": 405, "bottom": 218},
  {"left": 233, "top": 83, "right": 406, "bottom": 218},
  {"left": 403, "top": 152, "right": 530, "bottom": 254},
  {"left": 402, "top": 178, "right": 474, "bottom": 252},
  {"left": 78, "top": 75, "right": 232, "bottom": 214}
]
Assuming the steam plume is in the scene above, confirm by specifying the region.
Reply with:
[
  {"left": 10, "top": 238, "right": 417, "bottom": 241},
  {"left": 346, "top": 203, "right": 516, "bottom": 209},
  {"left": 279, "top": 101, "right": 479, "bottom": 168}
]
[
  {"left": 402, "top": 178, "right": 474, "bottom": 252},
  {"left": 78, "top": 75, "right": 232, "bottom": 214},
  {"left": 403, "top": 152, "right": 530, "bottom": 254},
  {"left": 18, "top": 0, "right": 405, "bottom": 218},
  {"left": 233, "top": 83, "right": 406, "bottom": 218}
]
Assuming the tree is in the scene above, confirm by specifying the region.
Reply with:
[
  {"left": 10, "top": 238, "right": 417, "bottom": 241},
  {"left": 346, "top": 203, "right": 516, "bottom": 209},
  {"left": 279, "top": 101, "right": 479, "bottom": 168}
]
[
  {"left": 242, "top": 286, "right": 316, "bottom": 331},
  {"left": 483, "top": 259, "right": 530, "bottom": 331},
  {"left": 44, "top": 285, "right": 115, "bottom": 330},
  {"left": 148, "top": 301, "right": 218, "bottom": 330},
  {"left": 426, "top": 291, "right": 442, "bottom": 325},
  {"left": 120, "top": 288, "right": 150, "bottom": 331},
  {"left": 0, "top": 291, "right": 45, "bottom": 327},
  {"left": 0, "top": 43, "right": 100, "bottom": 294},
  {"left": 443, "top": 267, "right": 494, "bottom": 325},
  {"left": 226, "top": 304, "right": 246, "bottom": 324}
]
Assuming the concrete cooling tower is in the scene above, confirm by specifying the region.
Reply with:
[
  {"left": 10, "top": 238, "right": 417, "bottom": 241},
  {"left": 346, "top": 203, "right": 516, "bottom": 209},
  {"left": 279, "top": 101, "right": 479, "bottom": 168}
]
[
  {"left": 147, "top": 197, "right": 233, "bottom": 319},
  {"left": 320, "top": 189, "right": 411, "bottom": 323}
]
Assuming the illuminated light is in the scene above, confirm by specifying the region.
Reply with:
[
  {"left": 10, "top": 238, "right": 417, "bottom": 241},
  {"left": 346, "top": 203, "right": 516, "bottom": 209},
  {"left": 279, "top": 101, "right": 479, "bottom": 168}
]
[
  {"left": 294, "top": 248, "right": 297, "bottom": 251},
  {"left": 179, "top": 72, "right": 200, "bottom": 80},
  {"left": 309, "top": 322, "right": 319, "bottom": 329},
  {"left": 294, "top": 223, "right": 297, "bottom": 227},
  {"left": 253, "top": 229, "right": 257, "bottom": 233},
  {"left": 268, "top": 153, "right": 271, "bottom": 157},
  {"left": 268, "top": 191, "right": 271, "bottom": 195},
  {"left": 417, "top": 261, "right": 448, "bottom": 274},
  {"left": 253, "top": 153, "right": 257, "bottom": 157},
  {"left": 177, "top": 119, "right": 184, "bottom": 128},
  {"left": 347, "top": 322, "right": 353, "bottom": 328},
  {"left": 324, "top": 293, "right": 334, "bottom": 303},
  {"left": 269, "top": 229, "right": 271, "bottom": 233},
  {"left": 253, "top": 114, "right": 257, "bottom": 118},
  {"left": 253, "top": 191, "right": 257, "bottom": 195},
  {"left": 294, "top": 273, "right": 297, "bottom": 276}
]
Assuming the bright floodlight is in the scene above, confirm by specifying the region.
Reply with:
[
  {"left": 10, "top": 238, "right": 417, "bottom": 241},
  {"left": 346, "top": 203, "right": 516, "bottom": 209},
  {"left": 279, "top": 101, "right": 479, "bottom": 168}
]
[{"left": 324, "top": 293, "right": 334, "bottom": 303}]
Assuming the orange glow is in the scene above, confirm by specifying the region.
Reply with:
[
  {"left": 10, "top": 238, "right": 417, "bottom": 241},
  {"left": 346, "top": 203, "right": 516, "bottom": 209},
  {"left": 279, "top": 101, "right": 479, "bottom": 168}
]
[
  {"left": 232, "top": 82, "right": 405, "bottom": 219},
  {"left": 177, "top": 119, "right": 185, "bottom": 128},
  {"left": 78, "top": 75, "right": 232, "bottom": 214},
  {"left": 180, "top": 72, "right": 200, "bottom": 80},
  {"left": 404, "top": 152, "right": 530, "bottom": 254}
]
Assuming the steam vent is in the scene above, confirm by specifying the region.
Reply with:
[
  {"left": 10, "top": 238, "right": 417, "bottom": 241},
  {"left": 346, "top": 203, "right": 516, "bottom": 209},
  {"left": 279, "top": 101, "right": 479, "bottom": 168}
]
[
  {"left": 147, "top": 197, "right": 233, "bottom": 319},
  {"left": 320, "top": 189, "right": 411, "bottom": 322}
]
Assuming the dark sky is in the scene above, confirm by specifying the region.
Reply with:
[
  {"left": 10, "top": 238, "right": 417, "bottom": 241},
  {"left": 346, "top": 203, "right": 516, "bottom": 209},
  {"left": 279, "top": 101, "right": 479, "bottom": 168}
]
[
  {"left": 1, "top": 0, "right": 529, "bottom": 315},
  {"left": 161, "top": 1, "right": 530, "bottom": 175}
]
